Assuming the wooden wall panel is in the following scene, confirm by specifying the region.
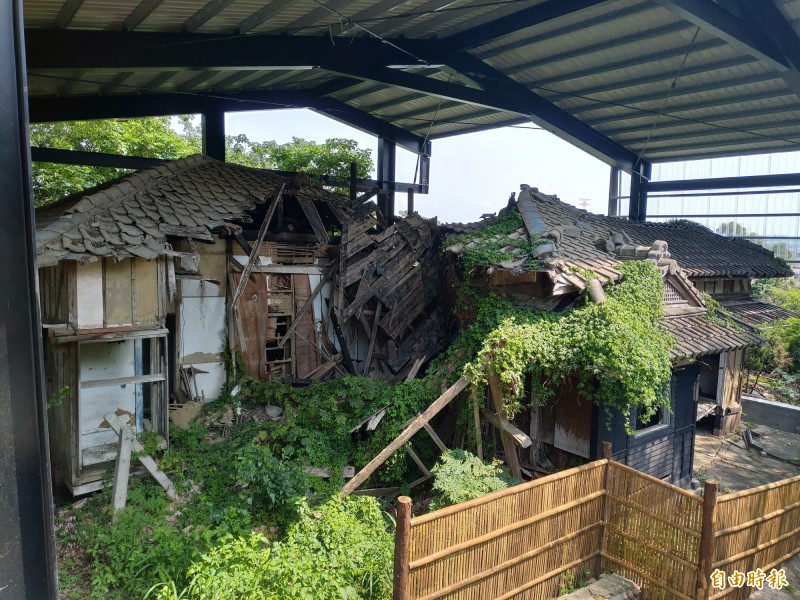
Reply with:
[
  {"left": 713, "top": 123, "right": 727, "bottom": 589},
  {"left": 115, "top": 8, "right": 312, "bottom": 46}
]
[
  {"left": 103, "top": 258, "right": 133, "bottom": 326},
  {"left": 232, "top": 272, "right": 269, "bottom": 380},
  {"left": 76, "top": 260, "right": 104, "bottom": 329},
  {"left": 134, "top": 258, "right": 160, "bottom": 325}
]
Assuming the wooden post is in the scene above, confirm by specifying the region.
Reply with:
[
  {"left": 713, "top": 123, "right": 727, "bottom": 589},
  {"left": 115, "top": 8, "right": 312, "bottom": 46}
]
[
  {"left": 350, "top": 161, "right": 358, "bottom": 204},
  {"left": 601, "top": 441, "right": 613, "bottom": 460},
  {"left": 596, "top": 441, "right": 613, "bottom": 577},
  {"left": 487, "top": 370, "right": 522, "bottom": 479},
  {"left": 394, "top": 496, "right": 412, "bottom": 600},
  {"left": 472, "top": 391, "right": 483, "bottom": 460},
  {"left": 696, "top": 480, "right": 719, "bottom": 600},
  {"left": 111, "top": 426, "right": 134, "bottom": 523}
]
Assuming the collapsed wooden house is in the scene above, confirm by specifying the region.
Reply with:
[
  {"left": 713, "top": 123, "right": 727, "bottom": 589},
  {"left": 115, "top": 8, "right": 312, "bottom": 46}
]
[
  {"left": 442, "top": 185, "right": 792, "bottom": 485},
  {"left": 35, "top": 155, "right": 445, "bottom": 494}
]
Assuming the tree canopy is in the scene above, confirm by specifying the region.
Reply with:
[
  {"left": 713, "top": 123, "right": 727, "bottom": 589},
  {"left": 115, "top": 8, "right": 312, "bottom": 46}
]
[{"left": 31, "top": 116, "right": 374, "bottom": 207}]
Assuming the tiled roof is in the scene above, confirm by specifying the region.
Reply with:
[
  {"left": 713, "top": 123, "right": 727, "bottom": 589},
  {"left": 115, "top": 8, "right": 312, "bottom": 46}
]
[
  {"left": 35, "top": 155, "right": 347, "bottom": 267},
  {"left": 663, "top": 315, "right": 763, "bottom": 360},
  {"left": 442, "top": 185, "right": 792, "bottom": 281},
  {"left": 716, "top": 295, "right": 798, "bottom": 328}
]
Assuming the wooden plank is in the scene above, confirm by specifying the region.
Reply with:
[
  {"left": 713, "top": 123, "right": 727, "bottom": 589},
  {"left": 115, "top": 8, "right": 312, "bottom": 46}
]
[
  {"left": 277, "top": 266, "right": 333, "bottom": 349},
  {"left": 76, "top": 260, "right": 104, "bottom": 329},
  {"left": 231, "top": 185, "right": 284, "bottom": 308},
  {"left": 103, "top": 412, "right": 176, "bottom": 499},
  {"left": 473, "top": 392, "right": 484, "bottom": 460},
  {"left": 482, "top": 409, "right": 532, "bottom": 448},
  {"left": 134, "top": 257, "right": 160, "bottom": 325},
  {"left": 423, "top": 423, "right": 448, "bottom": 454},
  {"left": 404, "top": 445, "right": 431, "bottom": 476},
  {"left": 291, "top": 274, "right": 320, "bottom": 378},
  {"left": 404, "top": 356, "right": 426, "bottom": 382},
  {"left": 488, "top": 371, "right": 522, "bottom": 479},
  {"left": 81, "top": 373, "right": 166, "bottom": 389},
  {"left": 296, "top": 195, "right": 330, "bottom": 244},
  {"left": 111, "top": 425, "right": 134, "bottom": 523},
  {"left": 341, "top": 377, "right": 469, "bottom": 496}
]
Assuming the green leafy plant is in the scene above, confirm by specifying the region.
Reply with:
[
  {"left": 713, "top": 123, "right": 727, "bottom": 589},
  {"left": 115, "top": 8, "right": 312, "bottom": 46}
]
[
  {"left": 47, "top": 385, "right": 69, "bottom": 409},
  {"left": 429, "top": 449, "right": 516, "bottom": 511},
  {"left": 234, "top": 443, "right": 310, "bottom": 516}
]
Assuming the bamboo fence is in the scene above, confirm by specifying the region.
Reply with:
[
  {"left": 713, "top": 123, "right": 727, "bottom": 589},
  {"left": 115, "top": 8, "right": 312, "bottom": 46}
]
[
  {"left": 710, "top": 472, "right": 800, "bottom": 600},
  {"left": 406, "top": 460, "right": 608, "bottom": 600},
  {"left": 398, "top": 460, "right": 800, "bottom": 600},
  {"left": 602, "top": 462, "right": 703, "bottom": 600}
]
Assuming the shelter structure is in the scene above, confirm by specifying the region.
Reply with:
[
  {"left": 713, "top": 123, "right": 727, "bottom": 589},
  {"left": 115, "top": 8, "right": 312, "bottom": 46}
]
[
  {"left": 444, "top": 185, "right": 790, "bottom": 484},
  {"left": 8, "top": 0, "right": 800, "bottom": 595},
  {"left": 35, "top": 155, "right": 445, "bottom": 494}
]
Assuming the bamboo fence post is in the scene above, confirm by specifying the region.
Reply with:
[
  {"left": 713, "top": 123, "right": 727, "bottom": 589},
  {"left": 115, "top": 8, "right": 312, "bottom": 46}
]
[
  {"left": 596, "top": 442, "right": 613, "bottom": 577},
  {"left": 696, "top": 480, "right": 719, "bottom": 600},
  {"left": 394, "top": 496, "right": 412, "bottom": 600}
]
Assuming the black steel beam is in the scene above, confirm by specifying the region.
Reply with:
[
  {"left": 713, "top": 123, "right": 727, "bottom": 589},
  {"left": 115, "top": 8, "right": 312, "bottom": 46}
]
[
  {"left": 31, "top": 146, "right": 166, "bottom": 169},
  {"left": 28, "top": 148, "right": 429, "bottom": 194},
  {"left": 444, "top": 0, "right": 615, "bottom": 52},
  {"left": 0, "top": 1, "right": 58, "bottom": 597},
  {"left": 377, "top": 137, "right": 396, "bottom": 217},
  {"left": 656, "top": 0, "right": 800, "bottom": 94},
  {"left": 28, "top": 89, "right": 429, "bottom": 155},
  {"left": 24, "top": 30, "right": 447, "bottom": 71},
  {"left": 644, "top": 172, "right": 800, "bottom": 193},
  {"left": 628, "top": 161, "right": 652, "bottom": 221}
]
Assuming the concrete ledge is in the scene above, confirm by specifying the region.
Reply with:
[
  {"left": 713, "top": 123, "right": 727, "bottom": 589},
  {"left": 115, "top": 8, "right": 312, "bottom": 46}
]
[
  {"left": 742, "top": 396, "right": 800, "bottom": 434},
  {"left": 557, "top": 574, "right": 640, "bottom": 600}
]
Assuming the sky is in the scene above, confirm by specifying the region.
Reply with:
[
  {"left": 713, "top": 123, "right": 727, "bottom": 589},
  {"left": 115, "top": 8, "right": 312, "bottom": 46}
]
[{"left": 225, "top": 109, "right": 612, "bottom": 224}]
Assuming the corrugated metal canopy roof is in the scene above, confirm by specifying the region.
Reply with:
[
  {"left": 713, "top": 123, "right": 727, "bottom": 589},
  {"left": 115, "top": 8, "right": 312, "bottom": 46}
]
[{"left": 22, "top": 0, "right": 800, "bottom": 166}]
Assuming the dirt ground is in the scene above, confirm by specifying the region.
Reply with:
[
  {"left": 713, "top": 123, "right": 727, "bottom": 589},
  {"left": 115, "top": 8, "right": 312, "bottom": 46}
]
[
  {"left": 693, "top": 425, "right": 800, "bottom": 598},
  {"left": 693, "top": 426, "right": 800, "bottom": 493}
]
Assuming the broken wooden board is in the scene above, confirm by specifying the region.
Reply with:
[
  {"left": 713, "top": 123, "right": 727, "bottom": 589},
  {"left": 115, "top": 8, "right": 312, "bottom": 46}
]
[
  {"left": 487, "top": 372, "right": 522, "bottom": 479},
  {"left": 104, "top": 412, "right": 177, "bottom": 500},
  {"left": 482, "top": 408, "right": 532, "bottom": 448},
  {"left": 341, "top": 377, "right": 469, "bottom": 496}
]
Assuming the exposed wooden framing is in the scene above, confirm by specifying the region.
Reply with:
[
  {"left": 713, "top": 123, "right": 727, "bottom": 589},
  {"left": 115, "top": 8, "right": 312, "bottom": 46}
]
[
  {"left": 277, "top": 265, "right": 334, "bottom": 349},
  {"left": 404, "top": 355, "right": 425, "bottom": 381},
  {"left": 230, "top": 184, "right": 284, "bottom": 308},
  {"left": 329, "top": 303, "right": 356, "bottom": 375},
  {"left": 423, "top": 423, "right": 448, "bottom": 454},
  {"left": 295, "top": 195, "right": 330, "bottom": 244},
  {"left": 487, "top": 371, "right": 522, "bottom": 479},
  {"left": 404, "top": 445, "right": 430, "bottom": 477},
  {"left": 363, "top": 302, "right": 382, "bottom": 375},
  {"left": 342, "top": 377, "right": 469, "bottom": 495}
]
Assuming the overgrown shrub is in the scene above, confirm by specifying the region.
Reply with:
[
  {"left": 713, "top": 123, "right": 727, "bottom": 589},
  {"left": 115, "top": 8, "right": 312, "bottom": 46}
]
[
  {"left": 182, "top": 496, "right": 393, "bottom": 600},
  {"left": 235, "top": 442, "right": 310, "bottom": 516},
  {"left": 429, "top": 449, "right": 515, "bottom": 511}
]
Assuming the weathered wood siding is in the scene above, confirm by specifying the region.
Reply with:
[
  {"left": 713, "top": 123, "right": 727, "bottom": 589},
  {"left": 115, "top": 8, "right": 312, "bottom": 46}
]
[
  {"left": 595, "top": 363, "right": 699, "bottom": 486},
  {"left": 73, "top": 257, "right": 164, "bottom": 330}
]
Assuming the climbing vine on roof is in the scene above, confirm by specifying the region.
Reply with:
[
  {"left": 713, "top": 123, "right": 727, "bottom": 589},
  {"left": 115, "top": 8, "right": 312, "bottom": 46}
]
[
  {"left": 458, "top": 260, "right": 675, "bottom": 427},
  {"left": 446, "top": 209, "right": 541, "bottom": 273}
]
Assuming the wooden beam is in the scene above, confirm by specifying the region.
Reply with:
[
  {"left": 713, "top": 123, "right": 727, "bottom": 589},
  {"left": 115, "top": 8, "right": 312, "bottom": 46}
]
[
  {"left": 277, "top": 265, "right": 334, "bottom": 349},
  {"left": 341, "top": 377, "right": 469, "bottom": 495},
  {"left": 487, "top": 371, "right": 522, "bottom": 479},
  {"left": 230, "top": 184, "right": 284, "bottom": 308},
  {"left": 111, "top": 426, "right": 134, "bottom": 523},
  {"left": 363, "top": 302, "right": 382, "bottom": 375},
  {"left": 482, "top": 408, "right": 532, "bottom": 448}
]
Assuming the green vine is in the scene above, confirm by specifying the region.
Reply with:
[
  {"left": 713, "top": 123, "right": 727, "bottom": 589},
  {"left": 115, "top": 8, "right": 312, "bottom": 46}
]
[
  {"left": 459, "top": 260, "right": 675, "bottom": 427},
  {"left": 446, "top": 210, "right": 542, "bottom": 273},
  {"left": 699, "top": 291, "right": 741, "bottom": 331}
]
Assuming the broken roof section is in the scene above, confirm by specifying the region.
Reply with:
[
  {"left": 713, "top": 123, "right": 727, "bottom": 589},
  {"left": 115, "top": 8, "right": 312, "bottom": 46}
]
[
  {"left": 35, "top": 155, "right": 348, "bottom": 267},
  {"left": 443, "top": 185, "right": 784, "bottom": 360},
  {"left": 444, "top": 185, "right": 794, "bottom": 289}
]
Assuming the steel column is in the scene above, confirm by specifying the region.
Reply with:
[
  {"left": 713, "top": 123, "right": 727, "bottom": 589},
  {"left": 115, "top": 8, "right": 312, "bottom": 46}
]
[
  {"left": 608, "top": 166, "right": 621, "bottom": 217},
  {"left": 202, "top": 111, "right": 225, "bottom": 161},
  {"left": 628, "top": 161, "right": 652, "bottom": 221},
  {"left": 377, "top": 137, "right": 396, "bottom": 218},
  {"left": 0, "top": 0, "right": 58, "bottom": 597}
]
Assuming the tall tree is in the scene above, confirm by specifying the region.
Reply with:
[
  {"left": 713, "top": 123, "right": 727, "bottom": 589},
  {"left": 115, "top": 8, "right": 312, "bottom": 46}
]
[
  {"left": 31, "top": 118, "right": 374, "bottom": 207},
  {"left": 31, "top": 117, "right": 198, "bottom": 206}
]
